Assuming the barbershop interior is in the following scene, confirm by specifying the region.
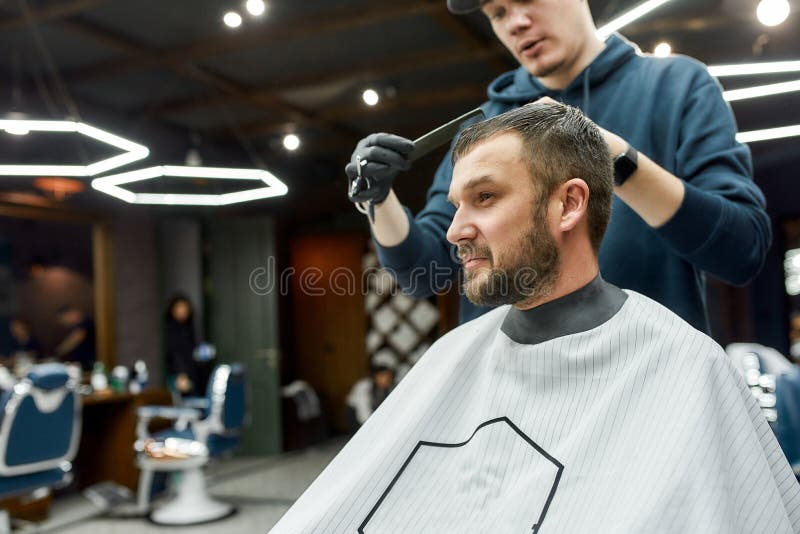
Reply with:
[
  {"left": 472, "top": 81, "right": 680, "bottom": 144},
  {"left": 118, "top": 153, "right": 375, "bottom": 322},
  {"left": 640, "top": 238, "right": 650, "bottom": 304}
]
[{"left": 0, "top": 0, "right": 798, "bottom": 532}]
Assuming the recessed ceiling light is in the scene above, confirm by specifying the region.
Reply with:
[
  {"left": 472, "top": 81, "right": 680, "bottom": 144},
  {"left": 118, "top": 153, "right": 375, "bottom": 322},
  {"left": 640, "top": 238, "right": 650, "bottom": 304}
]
[
  {"left": 246, "top": 0, "right": 266, "bottom": 16},
  {"left": 653, "top": 42, "right": 671, "bottom": 57},
  {"left": 362, "top": 89, "right": 380, "bottom": 106},
  {"left": 283, "top": 134, "right": 300, "bottom": 151},
  {"left": 223, "top": 11, "right": 243, "bottom": 28},
  {"left": 757, "top": 0, "right": 790, "bottom": 27}
]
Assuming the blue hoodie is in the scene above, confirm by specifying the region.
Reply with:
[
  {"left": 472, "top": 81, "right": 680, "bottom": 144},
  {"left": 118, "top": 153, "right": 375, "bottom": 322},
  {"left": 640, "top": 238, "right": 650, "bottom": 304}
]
[{"left": 376, "top": 34, "right": 771, "bottom": 333}]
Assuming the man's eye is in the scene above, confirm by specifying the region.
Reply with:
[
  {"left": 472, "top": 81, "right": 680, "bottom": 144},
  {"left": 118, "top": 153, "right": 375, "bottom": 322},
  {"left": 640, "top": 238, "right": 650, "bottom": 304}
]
[
  {"left": 491, "top": 8, "right": 505, "bottom": 20},
  {"left": 478, "top": 192, "right": 494, "bottom": 203}
]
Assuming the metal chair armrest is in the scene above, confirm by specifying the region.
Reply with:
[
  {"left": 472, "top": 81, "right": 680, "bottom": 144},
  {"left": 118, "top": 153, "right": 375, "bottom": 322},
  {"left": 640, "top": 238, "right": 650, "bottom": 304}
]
[
  {"left": 181, "top": 397, "right": 211, "bottom": 411},
  {"left": 135, "top": 406, "right": 201, "bottom": 442},
  {"left": 136, "top": 406, "right": 200, "bottom": 421}
]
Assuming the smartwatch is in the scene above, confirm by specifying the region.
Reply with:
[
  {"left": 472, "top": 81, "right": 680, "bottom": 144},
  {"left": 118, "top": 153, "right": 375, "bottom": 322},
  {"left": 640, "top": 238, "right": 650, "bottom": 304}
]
[{"left": 613, "top": 144, "right": 638, "bottom": 186}]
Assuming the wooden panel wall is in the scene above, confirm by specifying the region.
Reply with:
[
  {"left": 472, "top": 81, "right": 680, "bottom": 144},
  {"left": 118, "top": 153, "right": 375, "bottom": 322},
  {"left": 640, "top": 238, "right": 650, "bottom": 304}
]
[{"left": 290, "top": 234, "right": 367, "bottom": 433}]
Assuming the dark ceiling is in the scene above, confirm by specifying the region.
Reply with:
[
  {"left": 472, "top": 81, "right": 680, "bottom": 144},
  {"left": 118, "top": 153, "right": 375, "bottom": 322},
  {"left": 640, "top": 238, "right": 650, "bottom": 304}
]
[{"left": 0, "top": 0, "right": 797, "bottom": 223}]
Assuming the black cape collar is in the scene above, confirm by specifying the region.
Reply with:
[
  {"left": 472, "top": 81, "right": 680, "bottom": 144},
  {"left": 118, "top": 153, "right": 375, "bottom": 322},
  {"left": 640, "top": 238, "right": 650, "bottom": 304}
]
[{"left": 500, "top": 275, "right": 628, "bottom": 345}]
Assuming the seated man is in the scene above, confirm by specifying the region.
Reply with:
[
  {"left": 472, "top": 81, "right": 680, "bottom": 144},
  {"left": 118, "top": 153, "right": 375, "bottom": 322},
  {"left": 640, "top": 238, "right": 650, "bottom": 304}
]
[
  {"left": 345, "top": 352, "right": 398, "bottom": 432},
  {"left": 272, "top": 103, "right": 800, "bottom": 533}
]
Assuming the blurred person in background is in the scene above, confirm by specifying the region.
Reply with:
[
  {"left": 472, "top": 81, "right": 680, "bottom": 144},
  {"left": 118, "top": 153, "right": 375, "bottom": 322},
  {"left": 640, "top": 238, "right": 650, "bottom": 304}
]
[
  {"left": 345, "top": 353, "right": 397, "bottom": 432},
  {"left": 165, "top": 294, "right": 201, "bottom": 397},
  {"left": 2, "top": 317, "right": 41, "bottom": 363},
  {"left": 54, "top": 305, "right": 95, "bottom": 372}
]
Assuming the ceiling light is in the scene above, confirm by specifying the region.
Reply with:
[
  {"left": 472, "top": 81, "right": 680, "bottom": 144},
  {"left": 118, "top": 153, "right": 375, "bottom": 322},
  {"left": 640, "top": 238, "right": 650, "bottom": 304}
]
[
  {"left": 0, "top": 119, "right": 149, "bottom": 176},
  {"left": 653, "top": 42, "right": 671, "bottom": 57},
  {"left": 709, "top": 60, "right": 800, "bottom": 77},
  {"left": 5, "top": 124, "right": 29, "bottom": 136},
  {"left": 362, "top": 89, "right": 380, "bottom": 106},
  {"left": 737, "top": 124, "right": 800, "bottom": 143},
  {"left": 723, "top": 79, "right": 800, "bottom": 101},
  {"left": 596, "top": 0, "right": 673, "bottom": 41},
  {"left": 283, "top": 134, "right": 300, "bottom": 151},
  {"left": 245, "top": 0, "right": 266, "bottom": 16},
  {"left": 757, "top": 0, "right": 790, "bottom": 27},
  {"left": 91, "top": 166, "right": 289, "bottom": 206},
  {"left": 223, "top": 11, "right": 242, "bottom": 28},
  {"left": 4, "top": 113, "right": 30, "bottom": 135}
]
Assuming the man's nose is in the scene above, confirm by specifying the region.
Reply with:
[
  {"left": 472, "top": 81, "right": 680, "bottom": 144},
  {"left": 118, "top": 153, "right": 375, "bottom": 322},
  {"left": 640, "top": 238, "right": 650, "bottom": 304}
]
[
  {"left": 446, "top": 209, "right": 478, "bottom": 245},
  {"left": 505, "top": 5, "right": 532, "bottom": 36}
]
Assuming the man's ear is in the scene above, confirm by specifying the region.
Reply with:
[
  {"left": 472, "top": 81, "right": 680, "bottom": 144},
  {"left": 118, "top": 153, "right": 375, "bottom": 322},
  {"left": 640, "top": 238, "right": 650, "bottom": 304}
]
[{"left": 556, "top": 178, "right": 590, "bottom": 233}]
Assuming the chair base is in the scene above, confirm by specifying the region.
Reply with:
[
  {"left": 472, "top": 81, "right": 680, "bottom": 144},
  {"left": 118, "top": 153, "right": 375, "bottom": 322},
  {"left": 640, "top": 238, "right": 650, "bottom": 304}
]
[{"left": 149, "top": 467, "right": 234, "bottom": 526}]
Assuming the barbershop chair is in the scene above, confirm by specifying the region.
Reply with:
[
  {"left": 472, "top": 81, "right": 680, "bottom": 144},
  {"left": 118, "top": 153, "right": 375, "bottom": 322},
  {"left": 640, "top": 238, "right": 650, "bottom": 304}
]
[
  {"left": 135, "top": 363, "right": 246, "bottom": 525},
  {"left": 0, "top": 363, "right": 81, "bottom": 533},
  {"left": 727, "top": 343, "right": 800, "bottom": 476}
]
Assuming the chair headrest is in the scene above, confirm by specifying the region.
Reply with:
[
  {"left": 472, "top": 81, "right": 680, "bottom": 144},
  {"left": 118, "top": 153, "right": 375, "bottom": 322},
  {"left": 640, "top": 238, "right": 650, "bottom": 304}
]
[{"left": 26, "top": 363, "right": 70, "bottom": 391}]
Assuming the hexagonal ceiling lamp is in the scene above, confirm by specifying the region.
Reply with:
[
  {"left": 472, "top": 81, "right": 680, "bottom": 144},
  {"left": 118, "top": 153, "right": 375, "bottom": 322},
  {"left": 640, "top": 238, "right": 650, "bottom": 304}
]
[
  {"left": 91, "top": 166, "right": 289, "bottom": 206},
  {"left": 0, "top": 119, "right": 149, "bottom": 176}
]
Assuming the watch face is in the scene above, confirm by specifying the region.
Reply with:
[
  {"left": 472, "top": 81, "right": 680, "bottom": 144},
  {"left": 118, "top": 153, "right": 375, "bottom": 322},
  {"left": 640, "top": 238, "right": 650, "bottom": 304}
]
[
  {"left": 617, "top": 156, "right": 637, "bottom": 175},
  {"left": 614, "top": 154, "right": 637, "bottom": 185}
]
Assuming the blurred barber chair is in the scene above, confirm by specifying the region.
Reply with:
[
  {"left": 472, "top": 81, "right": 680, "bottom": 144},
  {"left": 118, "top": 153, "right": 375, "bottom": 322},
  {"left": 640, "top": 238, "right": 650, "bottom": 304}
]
[
  {"left": 134, "top": 363, "right": 246, "bottom": 525},
  {"left": 727, "top": 343, "right": 800, "bottom": 477},
  {"left": 0, "top": 363, "right": 81, "bottom": 533},
  {"left": 281, "top": 380, "right": 328, "bottom": 451}
]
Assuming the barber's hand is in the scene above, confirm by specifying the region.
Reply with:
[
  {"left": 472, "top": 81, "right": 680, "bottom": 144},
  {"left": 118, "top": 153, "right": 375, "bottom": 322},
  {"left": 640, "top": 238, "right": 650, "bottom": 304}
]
[
  {"left": 345, "top": 133, "right": 414, "bottom": 205},
  {"left": 530, "top": 97, "right": 626, "bottom": 155}
]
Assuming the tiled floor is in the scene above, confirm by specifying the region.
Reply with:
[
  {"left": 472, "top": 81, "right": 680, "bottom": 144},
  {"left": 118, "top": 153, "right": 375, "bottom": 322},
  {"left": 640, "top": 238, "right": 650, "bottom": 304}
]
[{"left": 40, "top": 438, "right": 345, "bottom": 534}]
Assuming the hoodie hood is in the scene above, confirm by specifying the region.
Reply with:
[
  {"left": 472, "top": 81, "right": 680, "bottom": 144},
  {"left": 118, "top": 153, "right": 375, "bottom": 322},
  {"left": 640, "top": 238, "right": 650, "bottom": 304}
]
[{"left": 486, "top": 33, "right": 639, "bottom": 109}]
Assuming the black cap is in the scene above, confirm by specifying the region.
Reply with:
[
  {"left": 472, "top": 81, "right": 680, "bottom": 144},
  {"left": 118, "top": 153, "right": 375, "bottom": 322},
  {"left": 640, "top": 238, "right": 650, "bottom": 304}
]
[{"left": 447, "top": 0, "right": 481, "bottom": 14}]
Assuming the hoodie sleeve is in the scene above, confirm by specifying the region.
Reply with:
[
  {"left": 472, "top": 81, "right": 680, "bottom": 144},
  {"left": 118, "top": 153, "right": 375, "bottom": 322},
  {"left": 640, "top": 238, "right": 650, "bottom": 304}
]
[
  {"left": 374, "top": 152, "right": 461, "bottom": 298},
  {"left": 655, "top": 69, "right": 771, "bottom": 286},
  {"left": 374, "top": 150, "right": 460, "bottom": 299}
]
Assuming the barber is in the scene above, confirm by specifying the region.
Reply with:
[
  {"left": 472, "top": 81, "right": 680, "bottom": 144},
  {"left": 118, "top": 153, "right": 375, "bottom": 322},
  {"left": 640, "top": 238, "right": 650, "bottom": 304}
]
[{"left": 345, "top": 0, "right": 770, "bottom": 333}]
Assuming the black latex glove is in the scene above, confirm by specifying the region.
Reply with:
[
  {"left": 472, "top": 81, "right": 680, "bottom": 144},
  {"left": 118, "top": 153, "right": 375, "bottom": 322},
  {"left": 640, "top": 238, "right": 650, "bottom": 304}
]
[{"left": 345, "top": 133, "right": 415, "bottom": 205}]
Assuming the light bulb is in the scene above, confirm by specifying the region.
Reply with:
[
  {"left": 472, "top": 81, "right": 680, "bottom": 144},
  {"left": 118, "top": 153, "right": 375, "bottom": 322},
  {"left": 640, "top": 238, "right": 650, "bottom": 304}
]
[
  {"left": 224, "top": 11, "right": 243, "bottom": 28},
  {"left": 757, "top": 0, "right": 790, "bottom": 27},
  {"left": 362, "top": 89, "right": 380, "bottom": 106},
  {"left": 246, "top": 0, "right": 266, "bottom": 16},
  {"left": 653, "top": 42, "right": 671, "bottom": 57},
  {"left": 283, "top": 134, "right": 300, "bottom": 151}
]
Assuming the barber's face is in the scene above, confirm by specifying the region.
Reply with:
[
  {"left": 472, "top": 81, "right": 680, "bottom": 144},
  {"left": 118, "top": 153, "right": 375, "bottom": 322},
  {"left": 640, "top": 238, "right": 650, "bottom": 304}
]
[
  {"left": 172, "top": 301, "right": 191, "bottom": 323},
  {"left": 481, "top": 0, "right": 588, "bottom": 80},
  {"left": 447, "top": 133, "right": 559, "bottom": 307}
]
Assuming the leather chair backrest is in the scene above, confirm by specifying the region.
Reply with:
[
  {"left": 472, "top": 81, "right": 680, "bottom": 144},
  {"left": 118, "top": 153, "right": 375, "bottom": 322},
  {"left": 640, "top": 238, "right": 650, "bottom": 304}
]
[
  {"left": 206, "top": 364, "right": 247, "bottom": 436},
  {"left": 0, "top": 363, "right": 81, "bottom": 476}
]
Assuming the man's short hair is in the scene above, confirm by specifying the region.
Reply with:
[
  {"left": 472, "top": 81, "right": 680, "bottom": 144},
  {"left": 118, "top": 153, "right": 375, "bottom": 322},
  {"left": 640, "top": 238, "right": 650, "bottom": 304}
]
[{"left": 452, "top": 103, "right": 613, "bottom": 253}]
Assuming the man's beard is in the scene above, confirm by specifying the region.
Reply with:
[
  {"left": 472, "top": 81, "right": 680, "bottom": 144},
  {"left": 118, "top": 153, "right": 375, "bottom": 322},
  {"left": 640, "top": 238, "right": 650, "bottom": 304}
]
[{"left": 459, "top": 214, "right": 560, "bottom": 307}]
